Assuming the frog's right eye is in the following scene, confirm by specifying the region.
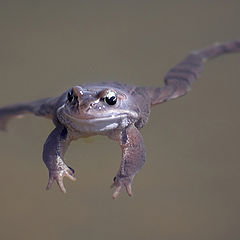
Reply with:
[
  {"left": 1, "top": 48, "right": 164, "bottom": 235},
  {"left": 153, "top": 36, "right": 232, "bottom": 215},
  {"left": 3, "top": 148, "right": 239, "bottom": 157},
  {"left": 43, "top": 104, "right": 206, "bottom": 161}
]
[{"left": 67, "top": 89, "right": 74, "bottom": 102}]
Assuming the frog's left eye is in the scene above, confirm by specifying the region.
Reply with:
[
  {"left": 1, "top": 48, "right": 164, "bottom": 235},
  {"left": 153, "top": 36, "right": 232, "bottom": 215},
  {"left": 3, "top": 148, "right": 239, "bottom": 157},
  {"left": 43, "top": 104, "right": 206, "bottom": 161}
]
[{"left": 105, "top": 91, "right": 117, "bottom": 105}]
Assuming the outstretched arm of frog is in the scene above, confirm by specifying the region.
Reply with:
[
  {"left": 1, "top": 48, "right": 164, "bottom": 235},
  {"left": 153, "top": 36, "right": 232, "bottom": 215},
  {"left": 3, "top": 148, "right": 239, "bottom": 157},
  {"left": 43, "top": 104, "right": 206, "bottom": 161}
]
[
  {"left": 0, "top": 97, "right": 57, "bottom": 130},
  {"left": 111, "top": 124, "right": 145, "bottom": 199},
  {"left": 149, "top": 40, "right": 240, "bottom": 105},
  {"left": 43, "top": 126, "right": 76, "bottom": 193}
]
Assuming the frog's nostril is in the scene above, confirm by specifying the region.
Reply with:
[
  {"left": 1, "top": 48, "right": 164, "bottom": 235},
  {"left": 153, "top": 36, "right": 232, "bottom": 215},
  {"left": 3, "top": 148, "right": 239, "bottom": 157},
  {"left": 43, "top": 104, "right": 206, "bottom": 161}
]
[{"left": 72, "top": 86, "right": 84, "bottom": 99}]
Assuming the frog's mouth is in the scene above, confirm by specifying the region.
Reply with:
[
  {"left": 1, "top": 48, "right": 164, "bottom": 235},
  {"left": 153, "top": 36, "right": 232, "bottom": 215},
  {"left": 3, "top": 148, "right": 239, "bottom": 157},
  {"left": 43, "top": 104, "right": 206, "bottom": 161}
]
[
  {"left": 58, "top": 106, "right": 138, "bottom": 132},
  {"left": 65, "top": 112, "right": 128, "bottom": 131}
]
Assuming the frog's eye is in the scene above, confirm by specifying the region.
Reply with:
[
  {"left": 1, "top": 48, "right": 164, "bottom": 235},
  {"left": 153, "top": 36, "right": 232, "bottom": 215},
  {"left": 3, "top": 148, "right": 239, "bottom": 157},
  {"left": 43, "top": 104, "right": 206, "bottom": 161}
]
[
  {"left": 67, "top": 89, "right": 74, "bottom": 103},
  {"left": 105, "top": 91, "right": 117, "bottom": 105}
]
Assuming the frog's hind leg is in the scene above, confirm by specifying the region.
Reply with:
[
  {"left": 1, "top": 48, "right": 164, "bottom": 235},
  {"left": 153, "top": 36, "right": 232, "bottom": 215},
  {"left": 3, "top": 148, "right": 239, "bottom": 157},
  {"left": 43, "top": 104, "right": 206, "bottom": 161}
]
[
  {"left": 0, "top": 97, "right": 57, "bottom": 131},
  {"left": 0, "top": 107, "right": 23, "bottom": 130}
]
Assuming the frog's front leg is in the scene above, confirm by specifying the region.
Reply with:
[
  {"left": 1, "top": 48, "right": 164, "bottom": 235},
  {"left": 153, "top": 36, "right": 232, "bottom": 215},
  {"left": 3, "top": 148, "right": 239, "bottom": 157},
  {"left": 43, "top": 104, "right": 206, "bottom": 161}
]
[
  {"left": 111, "top": 125, "right": 145, "bottom": 199},
  {"left": 43, "top": 126, "right": 76, "bottom": 193}
]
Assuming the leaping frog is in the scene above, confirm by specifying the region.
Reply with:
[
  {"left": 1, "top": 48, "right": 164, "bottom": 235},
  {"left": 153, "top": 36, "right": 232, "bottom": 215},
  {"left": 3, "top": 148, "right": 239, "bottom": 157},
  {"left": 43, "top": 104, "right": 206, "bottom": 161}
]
[{"left": 0, "top": 40, "right": 239, "bottom": 199}]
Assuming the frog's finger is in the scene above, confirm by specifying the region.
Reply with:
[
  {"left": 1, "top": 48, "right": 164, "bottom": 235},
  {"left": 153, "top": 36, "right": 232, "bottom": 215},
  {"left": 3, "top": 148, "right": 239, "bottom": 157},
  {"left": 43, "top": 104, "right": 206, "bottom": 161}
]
[
  {"left": 56, "top": 177, "right": 67, "bottom": 193},
  {"left": 46, "top": 177, "right": 54, "bottom": 191},
  {"left": 126, "top": 184, "right": 133, "bottom": 197},
  {"left": 112, "top": 186, "right": 122, "bottom": 200},
  {"left": 64, "top": 169, "right": 76, "bottom": 181},
  {"left": 56, "top": 169, "right": 76, "bottom": 193}
]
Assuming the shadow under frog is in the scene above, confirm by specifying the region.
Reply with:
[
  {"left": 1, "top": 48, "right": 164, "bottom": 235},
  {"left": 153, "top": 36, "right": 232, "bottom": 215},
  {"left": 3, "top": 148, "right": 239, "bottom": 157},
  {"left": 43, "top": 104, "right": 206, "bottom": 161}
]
[{"left": 0, "top": 40, "right": 239, "bottom": 199}]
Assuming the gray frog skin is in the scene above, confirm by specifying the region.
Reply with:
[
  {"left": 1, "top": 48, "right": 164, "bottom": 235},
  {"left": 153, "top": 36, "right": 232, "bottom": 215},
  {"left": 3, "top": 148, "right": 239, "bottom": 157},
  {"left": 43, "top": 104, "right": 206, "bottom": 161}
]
[{"left": 0, "top": 40, "right": 240, "bottom": 199}]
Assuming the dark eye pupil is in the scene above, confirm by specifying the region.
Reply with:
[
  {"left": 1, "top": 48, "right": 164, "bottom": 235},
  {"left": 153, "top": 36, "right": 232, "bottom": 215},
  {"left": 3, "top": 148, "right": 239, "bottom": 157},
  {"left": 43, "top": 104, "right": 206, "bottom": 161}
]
[
  {"left": 67, "top": 90, "right": 74, "bottom": 102},
  {"left": 105, "top": 96, "right": 117, "bottom": 105}
]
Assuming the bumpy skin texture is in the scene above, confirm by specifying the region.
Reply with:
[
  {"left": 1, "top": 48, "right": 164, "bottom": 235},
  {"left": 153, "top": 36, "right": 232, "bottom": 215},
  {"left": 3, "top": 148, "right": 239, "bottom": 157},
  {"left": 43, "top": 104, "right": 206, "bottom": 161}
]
[{"left": 0, "top": 40, "right": 239, "bottom": 199}]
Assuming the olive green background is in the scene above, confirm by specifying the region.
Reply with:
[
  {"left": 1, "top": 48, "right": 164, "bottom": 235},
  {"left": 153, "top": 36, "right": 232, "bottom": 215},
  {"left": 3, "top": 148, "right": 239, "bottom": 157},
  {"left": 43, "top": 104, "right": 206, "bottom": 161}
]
[{"left": 0, "top": 1, "right": 240, "bottom": 240}]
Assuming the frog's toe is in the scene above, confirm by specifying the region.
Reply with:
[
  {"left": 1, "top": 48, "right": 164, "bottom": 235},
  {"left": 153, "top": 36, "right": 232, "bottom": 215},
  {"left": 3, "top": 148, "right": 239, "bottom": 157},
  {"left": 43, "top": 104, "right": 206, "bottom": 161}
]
[
  {"left": 46, "top": 167, "right": 76, "bottom": 193},
  {"left": 111, "top": 176, "right": 133, "bottom": 199}
]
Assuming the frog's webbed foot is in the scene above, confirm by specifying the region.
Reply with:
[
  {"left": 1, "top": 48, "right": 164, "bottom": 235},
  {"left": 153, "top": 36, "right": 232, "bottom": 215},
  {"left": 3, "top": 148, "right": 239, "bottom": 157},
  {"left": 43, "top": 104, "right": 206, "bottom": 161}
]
[
  {"left": 43, "top": 126, "right": 76, "bottom": 193},
  {"left": 111, "top": 125, "right": 145, "bottom": 199},
  {"left": 46, "top": 165, "right": 76, "bottom": 193},
  {"left": 111, "top": 176, "right": 133, "bottom": 199}
]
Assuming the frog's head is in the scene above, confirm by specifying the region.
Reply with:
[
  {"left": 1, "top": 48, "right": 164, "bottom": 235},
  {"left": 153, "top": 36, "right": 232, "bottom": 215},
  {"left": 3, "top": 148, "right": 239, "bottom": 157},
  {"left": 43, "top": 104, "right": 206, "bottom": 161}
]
[{"left": 57, "top": 86, "right": 139, "bottom": 133}]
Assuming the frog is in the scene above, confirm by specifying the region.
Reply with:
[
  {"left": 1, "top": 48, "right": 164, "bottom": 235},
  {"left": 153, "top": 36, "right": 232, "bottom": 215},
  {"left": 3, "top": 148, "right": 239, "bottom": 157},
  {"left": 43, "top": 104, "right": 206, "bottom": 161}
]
[{"left": 0, "top": 40, "right": 239, "bottom": 199}]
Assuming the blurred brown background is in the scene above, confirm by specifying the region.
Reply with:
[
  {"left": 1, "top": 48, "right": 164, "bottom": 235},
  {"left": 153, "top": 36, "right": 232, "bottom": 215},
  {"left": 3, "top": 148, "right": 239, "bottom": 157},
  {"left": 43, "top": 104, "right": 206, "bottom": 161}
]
[{"left": 0, "top": 1, "right": 240, "bottom": 240}]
